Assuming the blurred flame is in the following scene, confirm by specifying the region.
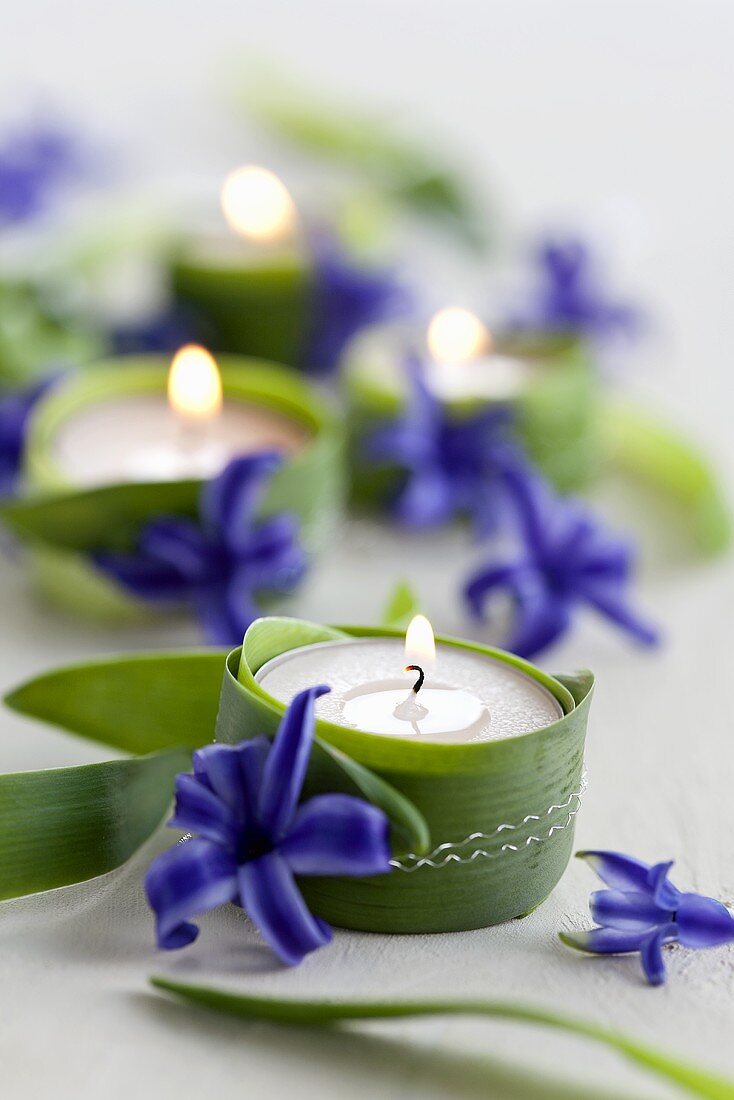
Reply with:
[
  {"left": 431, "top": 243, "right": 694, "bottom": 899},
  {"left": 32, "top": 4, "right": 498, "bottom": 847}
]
[
  {"left": 221, "top": 166, "right": 297, "bottom": 243},
  {"left": 404, "top": 614, "right": 436, "bottom": 671},
  {"left": 168, "top": 345, "right": 222, "bottom": 420},
  {"left": 427, "top": 307, "right": 492, "bottom": 364}
]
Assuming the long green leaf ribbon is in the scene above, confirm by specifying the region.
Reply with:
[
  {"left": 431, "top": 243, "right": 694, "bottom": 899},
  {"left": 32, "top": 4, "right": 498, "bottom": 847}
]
[
  {"left": 149, "top": 979, "right": 734, "bottom": 1100},
  {"left": 2, "top": 647, "right": 429, "bottom": 898}
]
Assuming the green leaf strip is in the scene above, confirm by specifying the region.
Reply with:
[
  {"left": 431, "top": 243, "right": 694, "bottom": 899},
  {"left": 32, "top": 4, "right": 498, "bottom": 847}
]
[
  {"left": 149, "top": 980, "right": 734, "bottom": 1100},
  {"left": 1, "top": 649, "right": 229, "bottom": 900},
  {"left": 602, "top": 399, "right": 731, "bottom": 557}
]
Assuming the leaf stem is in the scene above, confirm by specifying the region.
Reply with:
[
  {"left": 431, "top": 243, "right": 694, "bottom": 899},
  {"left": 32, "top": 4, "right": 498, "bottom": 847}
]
[{"left": 150, "top": 978, "right": 734, "bottom": 1100}]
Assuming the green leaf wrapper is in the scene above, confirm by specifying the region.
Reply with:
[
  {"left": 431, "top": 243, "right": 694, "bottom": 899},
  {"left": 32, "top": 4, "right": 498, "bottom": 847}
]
[
  {"left": 2, "top": 645, "right": 427, "bottom": 896},
  {"left": 219, "top": 616, "right": 591, "bottom": 934},
  {"left": 149, "top": 980, "right": 734, "bottom": 1100}
]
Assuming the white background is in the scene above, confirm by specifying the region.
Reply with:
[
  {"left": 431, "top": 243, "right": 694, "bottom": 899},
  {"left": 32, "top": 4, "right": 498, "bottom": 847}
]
[{"left": 1, "top": 3, "right": 733, "bottom": 1098}]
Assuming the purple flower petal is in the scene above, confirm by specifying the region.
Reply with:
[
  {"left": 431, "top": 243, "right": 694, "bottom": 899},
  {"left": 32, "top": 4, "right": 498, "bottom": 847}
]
[
  {"left": 578, "top": 578, "right": 660, "bottom": 647},
  {"left": 647, "top": 860, "right": 681, "bottom": 910},
  {"left": 394, "top": 467, "right": 456, "bottom": 528},
  {"left": 257, "top": 686, "right": 331, "bottom": 840},
  {"left": 640, "top": 923, "right": 678, "bottom": 986},
  {"left": 502, "top": 463, "right": 554, "bottom": 556},
  {"left": 93, "top": 552, "right": 190, "bottom": 601},
  {"left": 676, "top": 894, "right": 734, "bottom": 948},
  {"left": 463, "top": 562, "right": 526, "bottom": 620},
  {"left": 505, "top": 582, "right": 571, "bottom": 659},
  {"left": 279, "top": 793, "right": 392, "bottom": 877},
  {"left": 138, "top": 518, "right": 210, "bottom": 580},
  {"left": 168, "top": 773, "right": 239, "bottom": 848},
  {"left": 233, "top": 514, "right": 307, "bottom": 589},
  {"left": 590, "top": 889, "right": 671, "bottom": 931},
  {"left": 238, "top": 851, "right": 332, "bottom": 966},
  {"left": 577, "top": 851, "right": 657, "bottom": 894},
  {"left": 191, "top": 738, "right": 269, "bottom": 823},
  {"left": 560, "top": 927, "right": 649, "bottom": 954},
  {"left": 200, "top": 453, "right": 282, "bottom": 546},
  {"left": 145, "top": 837, "right": 238, "bottom": 949},
  {"left": 193, "top": 585, "right": 248, "bottom": 646}
]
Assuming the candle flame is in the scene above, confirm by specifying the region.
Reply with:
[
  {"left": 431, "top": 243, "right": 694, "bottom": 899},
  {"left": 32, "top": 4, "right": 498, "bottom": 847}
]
[
  {"left": 168, "top": 345, "right": 223, "bottom": 421},
  {"left": 404, "top": 614, "right": 436, "bottom": 672},
  {"left": 427, "top": 307, "right": 492, "bottom": 364},
  {"left": 221, "top": 165, "right": 297, "bottom": 243}
]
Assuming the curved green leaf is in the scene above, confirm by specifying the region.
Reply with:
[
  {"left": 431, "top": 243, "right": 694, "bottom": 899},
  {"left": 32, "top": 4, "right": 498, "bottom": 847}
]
[
  {"left": 603, "top": 400, "right": 731, "bottom": 557},
  {"left": 313, "top": 736, "right": 430, "bottom": 859},
  {"left": 0, "top": 479, "right": 200, "bottom": 553},
  {"left": 240, "top": 71, "right": 488, "bottom": 251},
  {"left": 150, "top": 980, "right": 734, "bottom": 1100},
  {"left": 381, "top": 581, "right": 420, "bottom": 630},
  {"left": 0, "top": 651, "right": 231, "bottom": 900},
  {"left": 0, "top": 749, "right": 189, "bottom": 900},
  {"left": 4, "top": 651, "right": 227, "bottom": 754}
]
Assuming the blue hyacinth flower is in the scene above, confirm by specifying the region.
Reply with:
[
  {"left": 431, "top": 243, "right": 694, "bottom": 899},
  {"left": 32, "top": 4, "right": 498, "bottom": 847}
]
[
  {"left": 464, "top": 461, "right": 659, "bottom": 658},
  {"left": 95, "top": 453, "right": 305, "bottom": 645},
  {"left": 510, "top": 236, "right": 641, "bottom": 345},
  {"left": 0, "top": 121, "right": 86, "bottom": 227},
  {"left": 366, "top": 356, "right": 519, "bottom": 535},
  {"left": 561, "top": 851, "right": 734, "bottom": 985},
  {"left": 0, "top": 375, "right": 56, "bottom": 496},
  {"left": 146, "top": 685, "right": 392, "bottom": 966},
  {"left": 302, "top": 232, "right": 411, "bottom": 375}
]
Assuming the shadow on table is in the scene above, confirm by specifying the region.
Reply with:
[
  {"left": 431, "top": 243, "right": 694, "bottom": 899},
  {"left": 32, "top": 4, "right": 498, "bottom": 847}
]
[{"left": 134, "top": 992, "right": 657, "bottom": 1100}]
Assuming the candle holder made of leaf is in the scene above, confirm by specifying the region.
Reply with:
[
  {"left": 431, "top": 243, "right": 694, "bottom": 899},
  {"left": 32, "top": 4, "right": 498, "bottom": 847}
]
[
  {"left": 4, "top": 356, "right": 345, "bottom": 622},
  {"left": 342, "top": 325, "right": 601, "bottom": 511},
  {"left": 218, "top": 617, "right": 593, "bottom": 934},
  {"left": 169, "top": 242, "right": 311, "bottom": 367}
]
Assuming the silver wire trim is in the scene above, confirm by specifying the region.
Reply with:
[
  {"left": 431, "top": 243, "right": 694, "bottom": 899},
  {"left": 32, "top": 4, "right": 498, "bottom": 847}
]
[{"left": 389, "top": 769, "right": 587, "bottom": 872}]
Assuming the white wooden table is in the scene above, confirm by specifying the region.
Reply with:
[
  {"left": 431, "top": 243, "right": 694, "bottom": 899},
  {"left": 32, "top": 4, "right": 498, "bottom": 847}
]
[{"left": 1, "top": 2, "right": 733, "bottom": 1096}]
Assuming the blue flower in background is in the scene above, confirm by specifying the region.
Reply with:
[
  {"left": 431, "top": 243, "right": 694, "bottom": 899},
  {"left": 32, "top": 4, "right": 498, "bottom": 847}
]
[
  {"left": 108, "top": 307, "right": 202, "bottom": 356},
  {"left": 366, "top": 356, "right": 520, "bottom": 535},
  {"left": 464, "top": 462, "right": 658, "bottom": 657},
  {"left": 561, "top": 851, "right": 734, "bottom": 985},
  {"left": 510, "top": 236, "right": 641, "bottom": 344},
  {"left": 146, "top": 685, "right": 391, "bottom": 966},
  {"left": 95, "top": 453, "right": 306, "bottom": 645},
  {"left": 0, "top": 374, "right": 56, "bottom": 496},
  {"left": 302, "top": 233, "right": 411, "bottom": 375},
  {"left": 0, "top": 122, "right": 86, "bottom": 227}
]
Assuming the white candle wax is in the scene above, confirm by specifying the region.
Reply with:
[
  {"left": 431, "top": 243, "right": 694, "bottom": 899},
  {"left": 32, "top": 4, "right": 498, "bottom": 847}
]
[
  {"left": 345, "top": 324, "right": 534, "bottom": 405},
  {"left": 255, "top": 638, "right": 563, "bottom": 743},
  {"left": 50, "top": 394, "right": 309, "bottom": 487},
  {"left": 423, "top": 354, "right": 532, "bottom": 402}
]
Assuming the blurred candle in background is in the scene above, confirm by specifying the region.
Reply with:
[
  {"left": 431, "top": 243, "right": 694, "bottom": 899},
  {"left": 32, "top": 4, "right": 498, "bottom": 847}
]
[
  {"left": 44, "top": 345, "right": 309, "bottom": 487},
  {"left": 424, "top": 306, "right": 531, "bottom": 401},
  {"left": 169, "top": 166, "right": 311, "bottom": 366}
]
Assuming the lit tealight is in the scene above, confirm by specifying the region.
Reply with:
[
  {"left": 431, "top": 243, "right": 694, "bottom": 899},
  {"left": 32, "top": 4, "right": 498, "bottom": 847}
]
[
  {"left": 221, "top": 166, "right": 297, "bottom": 244},
  {"left": 424, "top": 307, "right": 531, "bottom": 402},
  {"left": 168, "top": 344, "right": 223, "bottom": 422},
  {"left": 427, "top": 307, "right": 491, "bottom": 365},
  {"left": 404, "top": 614, "right": 436, "bottom": 673}
]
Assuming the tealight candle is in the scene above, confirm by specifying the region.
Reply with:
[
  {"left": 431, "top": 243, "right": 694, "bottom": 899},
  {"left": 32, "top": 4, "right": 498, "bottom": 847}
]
[
  {"left": 218, "top": 615, "right": 593, "bottom": 934},
  {"left": 255, "top": 614, "right": 562, "bottom": 742},
  {"left": 20, "top": 356, "right": 345, "bottom": 621},
  {"left": 424, "top": 306, "right": 532, "bottom": 402},
  {"left": 47, "top": 345, "right": 309, "bottom": 488},
  {"left": 170, "top": 166, "right": 311, "bottom": 365},
  {"left": 343, "top": 314, "right": 599, "bottom": 495}
]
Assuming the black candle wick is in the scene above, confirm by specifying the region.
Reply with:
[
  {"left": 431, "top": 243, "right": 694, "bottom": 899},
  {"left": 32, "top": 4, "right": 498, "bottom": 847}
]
[{"left": 404, "top": 664, "right": 425, "bottom": 695}]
